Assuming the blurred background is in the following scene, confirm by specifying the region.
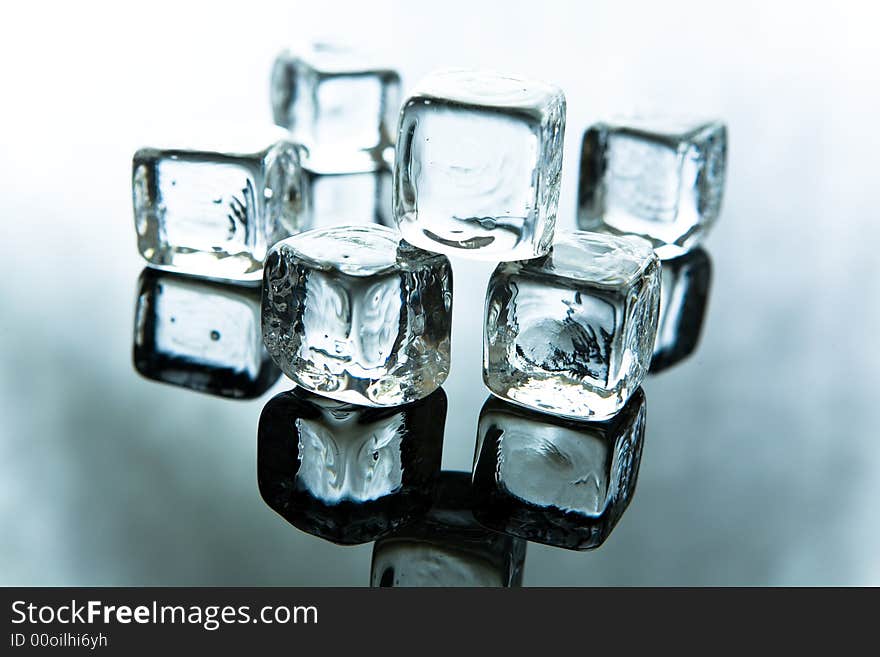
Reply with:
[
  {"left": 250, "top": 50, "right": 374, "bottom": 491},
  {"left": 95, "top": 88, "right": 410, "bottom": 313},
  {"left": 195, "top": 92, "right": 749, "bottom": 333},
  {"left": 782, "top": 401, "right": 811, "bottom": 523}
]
[{"left": 1, "top": 0, "right": 878, "bottom": 585}]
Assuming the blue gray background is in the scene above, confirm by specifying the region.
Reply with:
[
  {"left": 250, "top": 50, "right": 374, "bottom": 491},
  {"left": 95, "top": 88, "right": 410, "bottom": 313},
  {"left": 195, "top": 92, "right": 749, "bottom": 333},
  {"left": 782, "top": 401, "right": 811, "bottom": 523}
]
[{"left": 1, "top": 0, "right": 878, "bottom": 585}]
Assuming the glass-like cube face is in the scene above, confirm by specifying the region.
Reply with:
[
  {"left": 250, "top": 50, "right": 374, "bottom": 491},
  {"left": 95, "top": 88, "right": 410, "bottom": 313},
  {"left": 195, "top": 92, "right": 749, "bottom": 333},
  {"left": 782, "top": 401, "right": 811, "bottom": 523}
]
[
  {"left": 484, "top": 231, "right": 660, "bottom": 420},
  {"left": 257, "top": 387, "right": 445, "bottom": 545},
  {"left": 305, "top": 167, "right": 393, "bottom": 230},
  {"left": 370, "top": 472, "right": 526, "bottom": 587},
  {"left": 578, "top": 119, "right": 727, "bottom": 259},
  {"left": 394, "top": 70, "right": 566, "bottom": 261},
  {"left": 132, "top": 139, "right": 308, "bottom": 282},
  {"left": 651, "top": 247, "right": 712, "bottom": 373},
  {"left": 132, "top": 268, "right": 280, "bottom": 399},
  {"left": 472, "top": 390, "right": 646, "bottom": 550},
  {"left": 271, "top": 44, "right": 401, "bottom": 173},
  {"left": 262, "top": 226, "right": 452, "bottom": 406}
]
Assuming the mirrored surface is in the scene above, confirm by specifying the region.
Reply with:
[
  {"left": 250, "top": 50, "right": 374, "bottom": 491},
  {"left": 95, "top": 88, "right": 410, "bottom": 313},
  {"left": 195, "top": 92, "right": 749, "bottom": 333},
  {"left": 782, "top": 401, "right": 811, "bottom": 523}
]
[
  {"left": 133, "top": 268, "right": 280, "bottom": 399},
  {"left": 258, "top": 388, "right": 445, "bottom": 544},
  {"left": 650, "top": 248, "right": 711, "bottom": 374},
  {"left": 371, "top": 472, "right": 526, "bottom": 587},
  {"left": 472, "top": 391, "right": 645, "bottom": 551}
]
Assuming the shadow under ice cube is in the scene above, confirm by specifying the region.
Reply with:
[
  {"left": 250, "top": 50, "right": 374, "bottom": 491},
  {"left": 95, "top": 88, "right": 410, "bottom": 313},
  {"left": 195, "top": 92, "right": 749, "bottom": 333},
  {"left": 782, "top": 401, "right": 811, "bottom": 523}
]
[
  {"left": 484, "top": 231, "right": 660, "bottom": 420},
  {"left": 262, "top": 225, "right": 452, "bottom": 406},
  {"left": 577, "top": 118, "right": 727, "bottom": 259},
  {"left": 371, "top": 471, "right": 526, "bottom": 587},
  {"left": 133, "top": 268, "right": 280, "bottom": 399},
  {"left": 132, "top": 134, "right": 308, "bottom": 282},
  {"left": 394, "top": 69, "right": 566, "bottom": 261},
  {"left": 257, "top": 387, "right": 445, "bottom": 545},
  {"left": 472, "top": 390, "right": 646, "bottom": 551},
  {"left": 271, "top": 44, "right": 401, "bottom": 173}
]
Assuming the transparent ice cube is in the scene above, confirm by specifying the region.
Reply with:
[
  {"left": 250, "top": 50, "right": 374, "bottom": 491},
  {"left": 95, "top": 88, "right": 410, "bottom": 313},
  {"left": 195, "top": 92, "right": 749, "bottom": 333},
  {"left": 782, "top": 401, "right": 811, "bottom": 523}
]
[
  {"left": 371, "top": 472, "right": 526, "bottom": 587},
  {"left": 578, "top": 118, "right": 727, "bottom": 259},
  {"left": 271, "top": 44, "right": 401, "bottom": 173},
  {"left": 257, "top": 387, "right": 445, "bottom": 545},
  {"left": 472, "top": 390, "right": 646, "bottom": 550},
  {"left": 132, "top": 136, "right": 308, "bottom": 281},
  {"left": 262, "top": 225, "right": 452, "bottom": 406},
  {"left": 304, "top": 167, "right": 393, "bottom": 230},
  {"left": 651, "top": 247, "right": 712, "bottom": 373},
  {"left": 393, "top": 69, "right": 566, "bottom": 261},
  {"left": 484, "top": 231, "right": 660, "bottom": 420},
  {"left": 132, "top": 268, "right": 279, "bottom": 399}
]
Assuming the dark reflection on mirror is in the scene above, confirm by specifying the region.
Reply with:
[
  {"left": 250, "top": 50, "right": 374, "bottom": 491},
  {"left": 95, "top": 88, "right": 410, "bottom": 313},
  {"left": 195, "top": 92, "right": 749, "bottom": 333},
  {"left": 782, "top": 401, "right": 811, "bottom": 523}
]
[
  {"left": 371, "top": 471, "right": 526, "bottom": 587},
  {"left": 257, "top": 388, "right": 446, "bottom": 545},
  {"left": 472, "top": 389, "right": 645, "bottom": 551},
  {"left": 133, "top": 267, "right": 280, "bottom": 399},
  {"left": 650, "top": 248, "right": 712, "bottom": 373}
]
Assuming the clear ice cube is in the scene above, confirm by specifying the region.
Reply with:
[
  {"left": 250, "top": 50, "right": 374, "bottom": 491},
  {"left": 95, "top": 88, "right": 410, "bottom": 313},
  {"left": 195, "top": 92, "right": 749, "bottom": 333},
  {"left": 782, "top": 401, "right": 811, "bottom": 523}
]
[
  {"left": 578, "top": 118, "right": 727, "bottom": 259},
  {"left": 484, "top": 231, "right": 660, "bottom": 420},
  {"left": 393, "top": 69, "right": 566, "bottom": 261},
  {"left": 133, "top": 268, "right": 280, "bottom": 398},
  {"left": 271, "top": 44, "right": 401, "bottom": 173},
  {"left": 651, "top": 247, "right": 712, "bottom": 373},
  {"left": 132, "top": 136, "right": 308, "bottom": 281},
  {"left": 262, "top": 225, "right": 452, "bottom": 406},
  {"left": 371, "top": 471, "right": 526, "bottom": 587},
  {"left": 257, "top": 387, "right": 445, "bottom": 545},
  {"left": 472, "top": 390, "right": 646, "bottom": 550},
  {"left": 304, "top": 167, "right": 393, "bottom": 230}
]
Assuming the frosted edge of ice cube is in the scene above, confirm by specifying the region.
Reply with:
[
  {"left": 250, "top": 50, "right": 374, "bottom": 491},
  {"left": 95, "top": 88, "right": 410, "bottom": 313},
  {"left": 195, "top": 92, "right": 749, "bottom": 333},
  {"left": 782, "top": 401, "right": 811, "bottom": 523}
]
[
  {"left": 410, "top": 68, "right": 565, "bottom": 115},
  {"left": 132, "top": 122, "right": 294, "bottom": 157},
  {"left": 597, "top": 115, "right": 726, "bottom": 142},
  {"left": 272, "top": 225, "right": 425, "bottom": 277},
  {"left": 542, "top": 231, "right": 658, "bottom": 287},
  {"left": 273, "top": 42, "right": 399, "bottom": 75}
]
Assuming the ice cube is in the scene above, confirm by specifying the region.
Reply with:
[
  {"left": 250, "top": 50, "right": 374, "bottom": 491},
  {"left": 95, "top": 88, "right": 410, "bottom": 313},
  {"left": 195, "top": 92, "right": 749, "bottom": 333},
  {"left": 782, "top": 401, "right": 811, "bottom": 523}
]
[
  {"left": 132, "top": 132, "right": 308, "bottom": 282},
  {"left": 132, "top": 268, "right": 280, "bottom": 398},
  {"left": 472, "top": 389, "right": 646, "bottom": 550},
  {"left": 371, "top": 471, "right": 526, "bottom": 587},
  {"left": 484, "top": 231, "right": 660, "bottom": 420},
  {"left": 651, "top": 247, "right": 712, "bottom": 373},
  {"left": 257, "top": 387, "right": 446, "bottom": 545},
  {"left": 304, "top": 166, "right": 393, "bottom": 230},
  {"left": 262, "top": 225, "right": 452, "bottom": 406},
  {"left": 393, "top": 69, "right": 566, "bottom": 261},
  {"left": 271, "top": 44, "right": 401, "bottom": 173},
  {"left": 578, "top": 118, "right": 727, "bottom": 259}
]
